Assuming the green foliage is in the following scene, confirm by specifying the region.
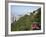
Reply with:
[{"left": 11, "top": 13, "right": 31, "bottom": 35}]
[{"left": 11, "top": 8, "right": 41, "bottom": 31}]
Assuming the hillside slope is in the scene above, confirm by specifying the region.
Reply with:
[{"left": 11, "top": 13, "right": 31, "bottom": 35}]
[{"left": 11, "top": 8, "right": 41, "bottom": 31}]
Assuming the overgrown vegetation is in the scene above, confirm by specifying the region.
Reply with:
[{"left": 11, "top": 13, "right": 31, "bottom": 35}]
[{"left": 11, "top": 8, "right": 41, "bottom": 31}]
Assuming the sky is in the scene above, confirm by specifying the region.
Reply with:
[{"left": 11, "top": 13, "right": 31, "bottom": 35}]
[{"left": 11, "top": 5, "right": 40, "bottom": 16}]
